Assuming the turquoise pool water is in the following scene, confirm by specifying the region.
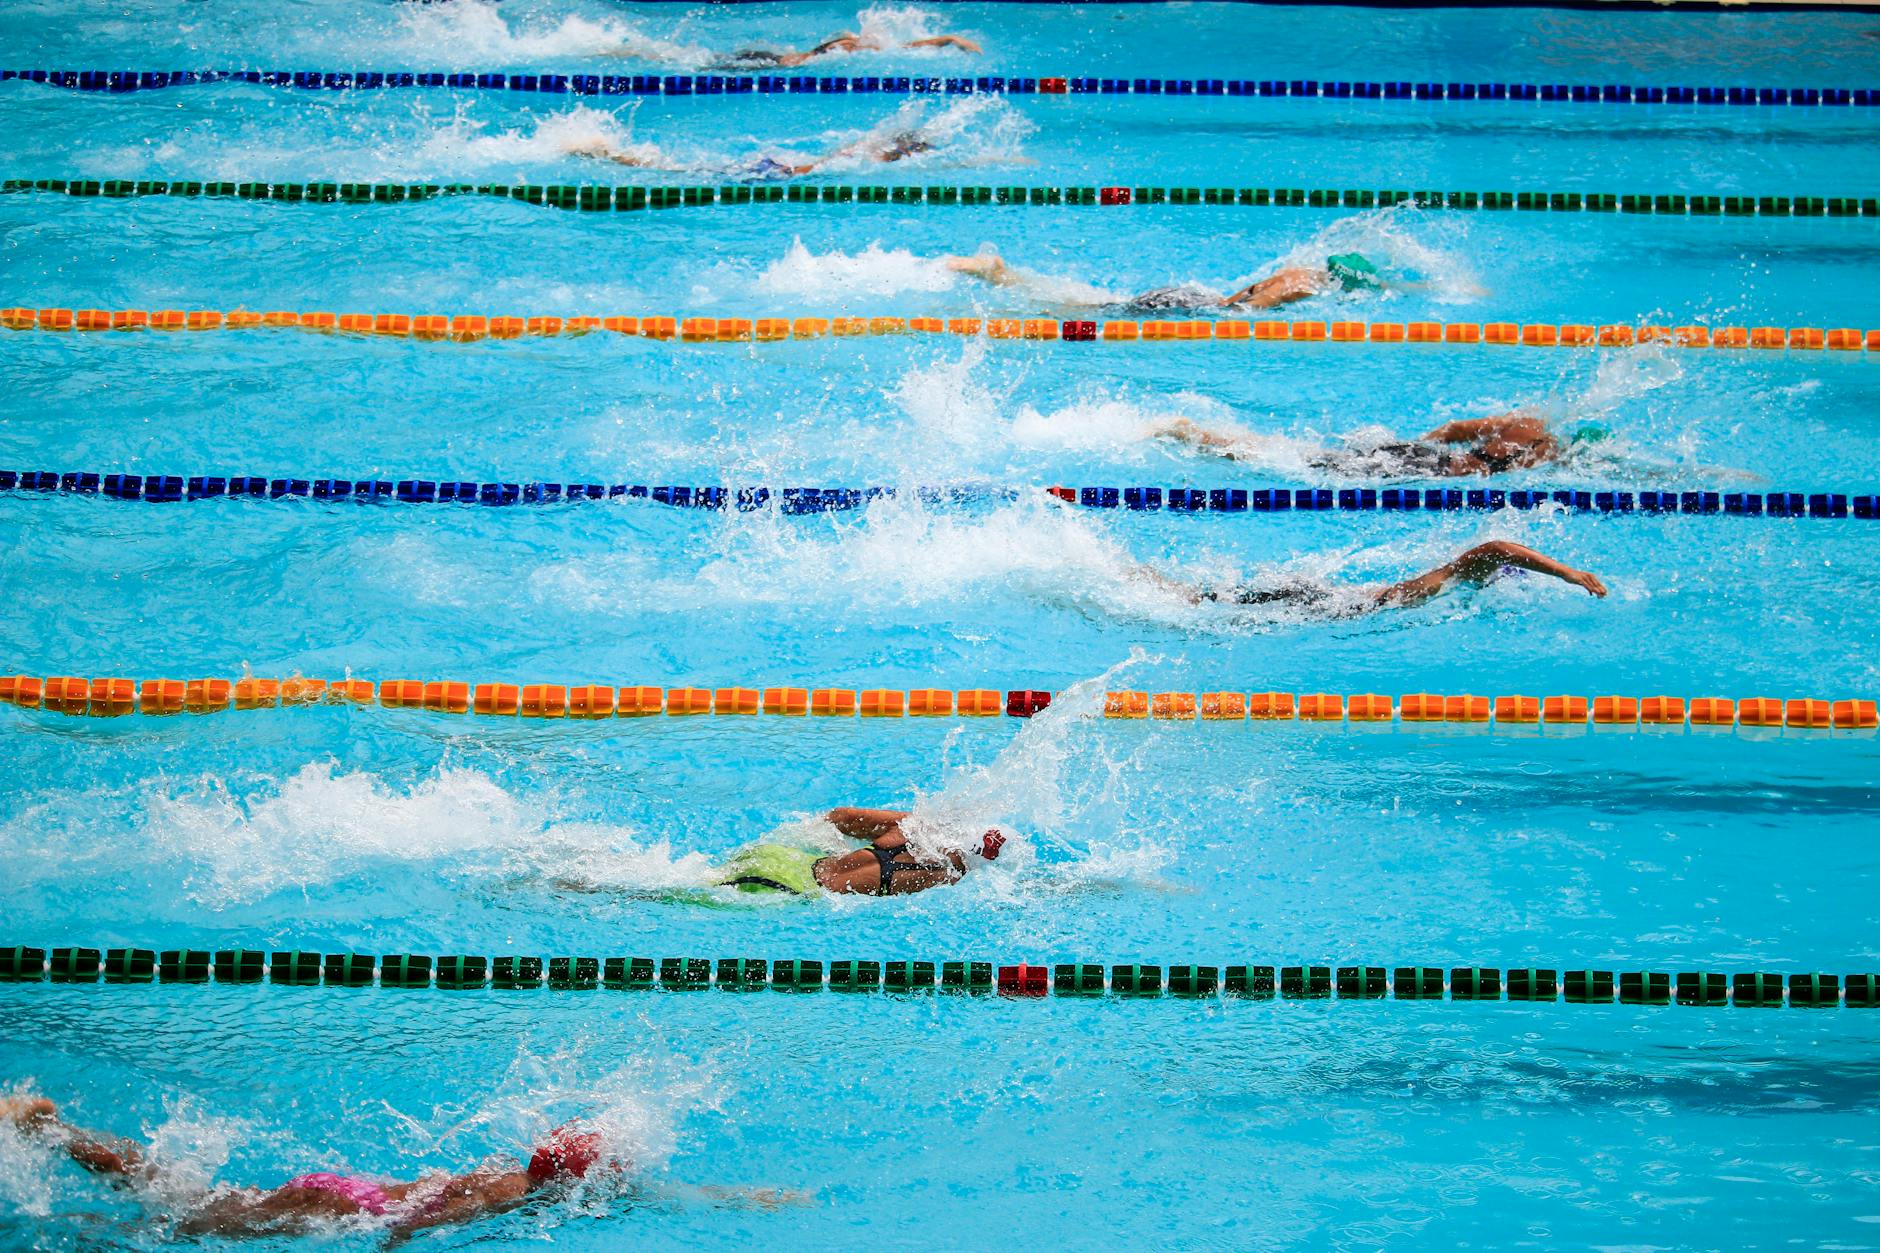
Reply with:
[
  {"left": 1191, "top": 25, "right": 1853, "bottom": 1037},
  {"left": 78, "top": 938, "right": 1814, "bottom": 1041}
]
[{"left": 4, "top": 1, "right": 1880, "bottom": 1249}]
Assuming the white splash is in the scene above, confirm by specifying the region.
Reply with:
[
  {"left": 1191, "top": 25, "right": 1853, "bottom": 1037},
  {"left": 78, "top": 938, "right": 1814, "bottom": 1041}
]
[
  {"left": 390, "top": 1038, "right": 723, "bottom": 1181},
  {"left": 1259, "top": 206, "right": 1488, "bottom": 306},
  {"left": 853, "top": 4, "right": 950, "bottom": 47},
  {"left": 757, "top": 239, "right": 961, "bottom": 298},
  {"left": 65, "top": 762, "right": 716, "bottom": 908},
  {"left": 413, "top": 103, "right": 680, "bottom": 174},
  {"left": 809, "top": 96, "right": 1035, "bottom": 174},
  {"left": 395, "top": 0, "right": 712, "bottom": 68}
]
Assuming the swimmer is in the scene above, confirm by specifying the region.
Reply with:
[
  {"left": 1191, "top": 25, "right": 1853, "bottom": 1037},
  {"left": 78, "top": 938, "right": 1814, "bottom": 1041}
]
[
  {"left": 1130, "top": 540, "right": 1607, "bottom": 616},
  {"left": 565, "top": 129, "right": 935, "bottom": 179},
  {"left": 1153, "top": 413, "right": 1614, "bottom": 478},
  {"left": 698, "top": 31, "right": 983, "bottom": 70},
  {"left": 944, "top": 249, "right": 1407, "bottom": 311},
  {"left": 714, "top": 807, "right": 1006, "bottom": 898},
  {"left": 0, "top": 1096, "right": 795, "bottom": 1242}
]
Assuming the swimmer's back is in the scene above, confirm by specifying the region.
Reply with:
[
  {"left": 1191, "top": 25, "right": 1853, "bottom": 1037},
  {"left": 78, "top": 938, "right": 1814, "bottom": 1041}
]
[{"left": 1113, "top": 282, "right": 1226, "bottom": 314}]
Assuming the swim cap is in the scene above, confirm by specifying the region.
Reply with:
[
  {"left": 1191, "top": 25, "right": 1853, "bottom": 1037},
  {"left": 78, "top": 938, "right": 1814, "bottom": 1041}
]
[
  {"left": 528, "top": 1125, "right": 604, "bottom": 1184},
  {"left": 977, "top": 830, "right": 1005, "bottom": 860},
  {"left": 1570, "top": 423, "right": 1613, "bottom": 445},
  {"left": 1325, "top": 252, "right": 1381, "bottom": 292}
]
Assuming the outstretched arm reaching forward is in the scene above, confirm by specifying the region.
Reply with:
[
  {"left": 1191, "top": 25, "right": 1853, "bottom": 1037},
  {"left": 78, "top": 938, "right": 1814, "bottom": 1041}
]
[
  {"left": 907, "top": 35, "right": 982, "bottom": 52},
  {"left": 1377, "top": 540, "right": 1607, "bottom": 608}
]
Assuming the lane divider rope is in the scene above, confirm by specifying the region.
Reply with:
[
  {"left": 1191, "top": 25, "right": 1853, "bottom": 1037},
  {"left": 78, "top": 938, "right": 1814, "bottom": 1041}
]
[
  {"left": 2, "top": 472, "right": 1875, "bottom": 519},
  {"left": 6, "top": 179, "right": 1877, "bottom": 220},
  {"left": 3, "top": 676, "right": 1874, "bottom": 731},
  {"left": 1, "top": 946, "right": 1871, "bottom": 1007},
  {"left": 7, "top": 306, "right": 1880, "bottom": 355},
  {"left": 9, "top": 69, "right": 1880, "bottom": 109}
]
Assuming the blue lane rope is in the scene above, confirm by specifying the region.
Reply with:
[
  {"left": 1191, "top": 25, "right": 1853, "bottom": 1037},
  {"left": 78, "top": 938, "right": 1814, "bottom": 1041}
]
[
  {"left": 0, "top": 472, "right": 1873, "bottom": 518},
  {"left": 5, "top": 69, "right": 1877, "bottom": 108}
]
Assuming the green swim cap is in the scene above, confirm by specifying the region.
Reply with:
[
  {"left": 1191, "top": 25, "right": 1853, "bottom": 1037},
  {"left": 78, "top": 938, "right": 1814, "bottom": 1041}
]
[
  {"left": 1570, "top": 423, "right": 1613, "bottom": 445},
  {"left": 1326, "top": 252, "right": 1381, "bottom": 291}
]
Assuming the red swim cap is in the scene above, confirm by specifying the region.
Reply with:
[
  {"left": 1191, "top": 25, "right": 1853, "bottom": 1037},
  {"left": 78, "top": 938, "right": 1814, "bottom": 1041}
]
[
  {"left": 527, "top": 1125, "right": 604, "bottom": 1184},
  {"left": 978, "top": 829, "right": 1005, "bottom": 860}
]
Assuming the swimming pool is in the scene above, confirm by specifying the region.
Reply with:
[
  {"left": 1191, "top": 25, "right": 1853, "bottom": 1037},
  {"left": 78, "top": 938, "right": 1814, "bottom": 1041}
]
[{"left": 5, "top": 0, "right": 1880, "bottom": 1247}]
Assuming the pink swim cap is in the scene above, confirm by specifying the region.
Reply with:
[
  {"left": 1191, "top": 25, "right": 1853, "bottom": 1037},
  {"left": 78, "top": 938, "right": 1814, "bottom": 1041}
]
[{"left": 527, "top": 1125, "right": 604, "bottom": 1184}]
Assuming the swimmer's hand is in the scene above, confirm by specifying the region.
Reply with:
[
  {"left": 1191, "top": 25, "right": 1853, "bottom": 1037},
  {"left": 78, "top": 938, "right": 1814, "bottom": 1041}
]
[
  {"left": 1567, "top": 568, "right": 1608, "bottom": 597},
  {"left": 0, "top": 1097, "right": 56, "bottom": 1130},
  {"left": 564, "top": 140, "right": 650, "bottom": 169},
  {"left": 689, "top": 1184, "right": 815, "bottom": 1209}
]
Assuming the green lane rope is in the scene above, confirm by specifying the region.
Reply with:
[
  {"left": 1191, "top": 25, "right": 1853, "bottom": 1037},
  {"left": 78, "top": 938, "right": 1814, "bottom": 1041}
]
[{"left": 1, "top": 947, "right": 1868, "bottom": 1006}]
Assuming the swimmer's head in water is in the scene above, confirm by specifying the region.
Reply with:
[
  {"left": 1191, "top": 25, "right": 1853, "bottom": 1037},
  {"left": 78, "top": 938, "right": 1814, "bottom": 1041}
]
[
  {"left": 746, "top": 155, "right": 796, "bottom": 181},
  {"left": 883, "top": 132, "right": 935, "bottom": 161},
  {"left": 1569, "top": 423, "right": 1613, "bottom": 446},
  {"left": 528, "top": 1125, "right": 606, "bottom": 1186},
  {"left": 1325, "top": 252, "right": 1381, "bottom": 292}
]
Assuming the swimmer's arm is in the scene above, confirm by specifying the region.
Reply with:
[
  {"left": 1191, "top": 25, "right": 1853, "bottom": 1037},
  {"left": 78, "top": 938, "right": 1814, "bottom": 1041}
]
[
  {"left": 1123, "top": 561, "right": 1206, "bottom": 606},
  {"left": 943, "top": 254, "right": 1019, "bottom": 286},
  {"left": 1377, "top": 541, "right": 1605, "bottom": 609},
  {"left": 646, "top": 1182, "right": 815, "bottom": 1210},
  {"left": 1223, "top": 268, "right": 1320, "bottom": 309},
  {"left": 564, "top": 141, "right": 651, "bottom": 169},
  {"left": 1441, "top": 541, "right": 1607, "bottom": 596},
  {"left": 1150, "top": 416, "right": 1242, "bottom": 458},
  {"left": 907, "top": 35, "right": 982, "bottom": 52},
  {"left": 384, "top": 1173, "right": 529, "bottom": 1247},
  {"left": 1422, "top": 413, "right": 1543, "bottom": 443},
  {"left": 826, "top": 807, "right": 910, "bottom": 840}
]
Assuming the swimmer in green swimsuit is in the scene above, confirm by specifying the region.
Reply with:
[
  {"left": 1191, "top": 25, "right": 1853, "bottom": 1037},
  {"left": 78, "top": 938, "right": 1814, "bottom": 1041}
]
[
  {"left": 943, "top": 250, "right": 1396, "bottom": 311},
  {"left": 717, "top": 807, "right": 1006, "bottom": 898},
  {"left": 1127, "top": 540, "right": 1608, "bottom": 617},
  {"left": 1155, "top": 413, "right": 1613, "bottom": 478}
]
